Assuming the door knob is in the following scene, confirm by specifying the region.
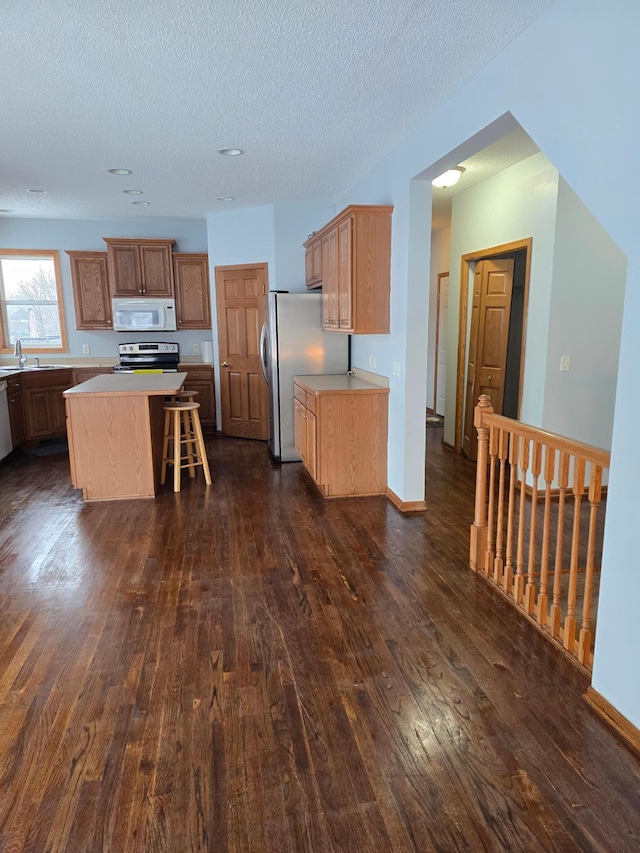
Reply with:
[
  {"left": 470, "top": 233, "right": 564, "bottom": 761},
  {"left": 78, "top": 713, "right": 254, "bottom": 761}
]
[
  {"left": 487, "top": 374, "right": 493, "bottom": 380},
  {"left": 222, "top": 362, "right": 229, "bottom": 367}
]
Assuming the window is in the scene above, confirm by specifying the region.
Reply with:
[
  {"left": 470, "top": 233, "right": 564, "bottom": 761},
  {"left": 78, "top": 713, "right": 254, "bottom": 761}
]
[{"left": 0, "top": 250, "right": 67, "bottom": 352}]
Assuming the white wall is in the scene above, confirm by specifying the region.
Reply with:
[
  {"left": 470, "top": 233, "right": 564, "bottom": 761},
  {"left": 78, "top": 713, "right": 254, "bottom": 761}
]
[
  {"left": 543, "top": 178, "right": 627, "bottom": 449},
  {"left": 427, "top": 226, "right": 450, "bottom": 410},
  {"left": 0, "top": 216, "right": 208, "bottom": 358},
  {"left": 328, "top": 0, "right": 640, "bottom": 726},
  {"left": 443, "top": 152, "right": 559, "bottom": 445}
]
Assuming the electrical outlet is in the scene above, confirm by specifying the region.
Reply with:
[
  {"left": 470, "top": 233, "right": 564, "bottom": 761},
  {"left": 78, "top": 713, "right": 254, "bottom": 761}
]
[
  {"left": 369, "top": 354, "right": 376, "bottom": 369},
  {"left": 82, "top": 344, "right": 90, "bottom": 355},
  {"left": 193, "top": 343, "right": 200, "bottom": 354},
  {"left": 560, "top": 355, "right": 570, "bottom": 372},
  {"left": 393, "top": 361, "right": 401, "bottom": 376}
]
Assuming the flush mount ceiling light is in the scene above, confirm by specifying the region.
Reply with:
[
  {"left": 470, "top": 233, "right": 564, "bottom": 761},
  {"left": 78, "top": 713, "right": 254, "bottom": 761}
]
[
  {"left": 432, "top": 166, "right": 465, "bottom": 189},
  {"left": 26, "top": 188, "right": 48, "bottom": 194},
  {"left": 217, "top": 148, "right": 244, "bottom": 156},
  {"left": 131, "top": 200, "right": 150, "bottom": 205},
  {"left": 216, "top": 196, "right": 234, "bottom": 201},
  {"left": 108, "top": 168, "right": 132, "bottom": 175},
  {"left": 123, "top": 189, "right": 143, "bottom": 195}
]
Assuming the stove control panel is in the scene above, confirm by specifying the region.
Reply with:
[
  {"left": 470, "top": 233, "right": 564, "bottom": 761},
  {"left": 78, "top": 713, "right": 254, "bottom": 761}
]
[{"left": 118, "top": 342, "right": 179, "bottom": 355}]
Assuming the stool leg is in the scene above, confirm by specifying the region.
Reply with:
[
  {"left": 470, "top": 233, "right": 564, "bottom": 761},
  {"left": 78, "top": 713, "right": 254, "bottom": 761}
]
[
  {"left": 192, "top": 410, "right": 212, "bottom": 485},
  {"left": 183, "top": 409, "right": 196, "bottom": 478},
  {"left": 173, "top": 409, "right": 181, "bottom": 492},
  {"left": 161, "top": 409, "right": 171, "bottom": 485}
]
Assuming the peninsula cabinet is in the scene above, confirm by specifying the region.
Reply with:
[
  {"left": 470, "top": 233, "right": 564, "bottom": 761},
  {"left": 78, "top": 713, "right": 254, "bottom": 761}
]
[
  {"left": 293, "top": 375, "right": 389, "bottom": 497},
  {"left": 173, "top": 254, "right": 211, "bottom": 329},
  {"left": 303, "top": 205, "right": 392, "bottom": 334},
  {"left": 66, "top": 251, "right": 112, "bottom": 330},
  {"left": 104, "top": 238, "right": 175, "bottom": 297}
]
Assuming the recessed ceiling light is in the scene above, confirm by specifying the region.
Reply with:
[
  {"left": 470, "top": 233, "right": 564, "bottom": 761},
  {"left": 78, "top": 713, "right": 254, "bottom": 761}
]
[
  {"left": 108, "top": 168, "right": 132, "bottom": 175},
  {"left": 131, "top": 200, "right": 150, "bottom": 205},
  {"left": 216, "top": 196, "right": 235, "bottom": 202},
  {"left": 432, "top": 166, "right": 465, "bottom": 189},
  {"left": 26, "top": 188, "right": 48, "bottom": 194},
  {"left": 123, "top": 189, "right": 143, "bottom": 195},
  {"left": 217, "top": 148, "right": 244, "bottom": 156}
]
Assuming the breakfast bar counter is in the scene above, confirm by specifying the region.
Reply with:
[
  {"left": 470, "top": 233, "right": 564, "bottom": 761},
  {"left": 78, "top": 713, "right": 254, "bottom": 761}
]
[{"left": 64, "top": 373, "right": 186, "bottom": 501}]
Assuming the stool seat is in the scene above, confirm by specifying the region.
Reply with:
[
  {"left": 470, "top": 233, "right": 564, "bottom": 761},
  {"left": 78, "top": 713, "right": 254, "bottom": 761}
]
[{"left": 161, "top": 401, "right": 211, "bottom": 492}]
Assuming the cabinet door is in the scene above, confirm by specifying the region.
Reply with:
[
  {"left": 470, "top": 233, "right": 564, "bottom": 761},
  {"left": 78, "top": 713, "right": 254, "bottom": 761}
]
[
  {"left": 8, "top": 384, "right": 25, "bottom": 447},
  {"left": 25, "top": 388, "right": 53, "bottom": 439},
  {"left": 321, "top": 230, "right": 339, "bottom": 330},
  {"left": 305, "top": 247, "right": 314, "bottom": 287},
  {"left": 50, "top": 386, "right": 68, "bottom": 435},
  {"left": 108, "top": 244, "right": 141, "bottom": 296},
  {"left": 174, "top": 255, "right": 211, "bottom": 329},
  {"left": 68, "top": 252, "right": 112, "bottom": 329},
  {"left": 294, "top": 397, "right": 306, "bottom": 461},
  {"left": 305, "top": 409, "right": 317, "bottom": 480},
  {"left": 338, "top": 216, "right": 353, "bottom": 331},
  {"left": 312, "top": 241, "right": 322, "bottom": 283},
  {"left": 140, "top": 244, "right": 174, "bottom": 296}
]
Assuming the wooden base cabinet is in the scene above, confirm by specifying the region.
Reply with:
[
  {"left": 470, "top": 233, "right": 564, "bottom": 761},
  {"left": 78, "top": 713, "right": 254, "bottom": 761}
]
[
  {"left": 7, "top": 376, "right": 25, "bottom": 448},
  {"left": 293, "top": 375, "right": 388, "bottom": 497},
  {"left": 23, "top": 370, "right": 73, "bottom": 441},
  {"left": 179, "top": 365, "right": 216, "bottom": 430}
]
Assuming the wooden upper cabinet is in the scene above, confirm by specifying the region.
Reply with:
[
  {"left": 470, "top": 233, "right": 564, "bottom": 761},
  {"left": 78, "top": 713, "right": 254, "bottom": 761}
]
[
  {"left": 303, "top": 205, "right": 392, "bottom": 334},
  {"left": 66, "top": 251, "right": 113, "bottom": 330},
  {"left": 173, "top": 254, "right": 211, "bottom": 329},
  {"left": 104, "top": 238, "right": 175, "bottom": 297}
]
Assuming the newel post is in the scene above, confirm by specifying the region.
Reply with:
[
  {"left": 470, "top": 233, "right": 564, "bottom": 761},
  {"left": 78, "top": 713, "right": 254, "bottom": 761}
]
[{"left": 469, "top": 395, "right": 494, "bottom": 572}]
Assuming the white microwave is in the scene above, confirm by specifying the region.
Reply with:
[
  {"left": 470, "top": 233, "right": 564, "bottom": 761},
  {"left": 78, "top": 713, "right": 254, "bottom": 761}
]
[{"left": 112, "top": 298, "right": 177, "bottom": 332}]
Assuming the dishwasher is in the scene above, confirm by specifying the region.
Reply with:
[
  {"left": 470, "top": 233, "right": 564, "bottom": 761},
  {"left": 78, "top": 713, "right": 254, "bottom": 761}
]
[{"left": 0, "top": 381, "right": 13, "bottom": 461}]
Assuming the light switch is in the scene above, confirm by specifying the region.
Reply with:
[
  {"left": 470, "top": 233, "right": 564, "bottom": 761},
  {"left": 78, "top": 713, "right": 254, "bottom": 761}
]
[
  {"left": 560, "top": 355, "right": 570, "bottom": 372},
  {"left": 82, "top": 344, "right": 90, "bottom": 354},
  {"left": 393, "top": 361, "right": 401, "bottom": 376},
  {"left": 369, "top": 354, "right": 376, "bottom": 369}
]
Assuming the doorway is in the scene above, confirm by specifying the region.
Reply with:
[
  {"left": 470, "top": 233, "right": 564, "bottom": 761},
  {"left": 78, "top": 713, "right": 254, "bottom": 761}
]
[
  {"left": 214, "top": 263, "right": 269, "bottom": 440},
  {"left": 454, "top": 239, "right": 531, "bottom": 458}
]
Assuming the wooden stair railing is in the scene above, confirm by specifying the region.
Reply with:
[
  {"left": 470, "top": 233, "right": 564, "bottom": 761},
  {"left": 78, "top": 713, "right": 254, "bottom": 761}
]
[{"left": 470, "top": 395, "right": 610, "bottom": 670}]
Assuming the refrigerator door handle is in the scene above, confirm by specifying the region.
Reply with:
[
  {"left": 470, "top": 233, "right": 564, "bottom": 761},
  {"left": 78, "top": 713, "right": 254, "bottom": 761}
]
[{"left": 259, "top": 322, "right": 270, "bottom": 383}]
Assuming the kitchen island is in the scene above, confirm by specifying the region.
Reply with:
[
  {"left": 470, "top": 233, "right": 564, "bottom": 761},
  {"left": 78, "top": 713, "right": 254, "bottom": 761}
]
[{"left": 64, "top": 373, "right": 186, "bottom": 501}]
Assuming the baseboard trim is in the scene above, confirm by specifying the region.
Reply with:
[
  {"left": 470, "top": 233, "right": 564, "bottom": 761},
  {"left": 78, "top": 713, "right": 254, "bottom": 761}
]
[
  {"left": 386, "top": 488, "right": 427, "bottom": 513},
  {"left": 441, "top": 440, "right": 456, "bottom": 453},
  {"left": 584, "top": 686, "right": 640, "bottom": 758}
]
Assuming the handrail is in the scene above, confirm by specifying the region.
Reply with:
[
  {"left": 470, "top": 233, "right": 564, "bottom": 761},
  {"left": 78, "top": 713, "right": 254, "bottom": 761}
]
[{"left": 469, "top": 395, "right": 609, "bottom": 671}]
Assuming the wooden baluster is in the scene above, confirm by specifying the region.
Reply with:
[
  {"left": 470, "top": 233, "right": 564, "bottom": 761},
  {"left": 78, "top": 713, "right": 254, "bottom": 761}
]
[
  {"left": 470, "top": 395, "right": 494, "bottom": 572},
  {"left": 564, "top": 457, "right": 586, "bottom": 654},
  {"left": 493, "top": 429, "right": 509, "bottom": 585},
  {"left": 578, "top": 464, "right": 603, "bottom": 665},
  {"left": 524, "top": 441, "right": 542, "bottom": 614},
  {"left": 536, "top": 446, "right": 556, "bottom": 627},
  {"left": 513, "top": 437, "right": 529, "bottom": 604},
  {"left": 485, "top": 426, "right": 499, "bottom": 577},
  {"left": 550, "top": 452, "right": 570, "bottom": 639},
  {"left": 503, "top": 433, "right": 519, "bottom": 595}
]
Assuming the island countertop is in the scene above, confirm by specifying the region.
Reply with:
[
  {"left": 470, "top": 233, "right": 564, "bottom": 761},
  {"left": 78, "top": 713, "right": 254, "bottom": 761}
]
[{"left": 63, "top": 372, "right": 187, "bottom": 397}]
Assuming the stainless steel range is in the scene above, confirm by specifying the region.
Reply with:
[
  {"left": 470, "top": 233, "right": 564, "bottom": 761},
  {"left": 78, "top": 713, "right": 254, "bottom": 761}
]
[{"left": 113, "top": 342, "right": 180, "bottom": 373}]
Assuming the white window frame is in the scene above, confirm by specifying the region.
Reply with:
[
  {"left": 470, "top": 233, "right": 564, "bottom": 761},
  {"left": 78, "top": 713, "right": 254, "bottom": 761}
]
[{"left": 0, "top": 249, "right": 68, "bottom": 353}]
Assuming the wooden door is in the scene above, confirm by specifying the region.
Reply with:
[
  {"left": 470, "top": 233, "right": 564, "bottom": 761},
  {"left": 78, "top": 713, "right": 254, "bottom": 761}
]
[
  {"left": 215, "top": 264, "right": 268, "bottom": 440},
  {"left": 434, "top": 272, "right": 449, "bottom": 416},
  {"left": 462, "top": 258, "right": 514, "bottom": 460},
  {"left": 108, "top": 245, "right": 140, "bottom": 296}
]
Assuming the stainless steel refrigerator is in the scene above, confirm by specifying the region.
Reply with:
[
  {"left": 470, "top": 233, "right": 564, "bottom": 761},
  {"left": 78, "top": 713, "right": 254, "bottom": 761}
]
[{"left": 260, "top": 292, "right": 349, "bottom": 461}]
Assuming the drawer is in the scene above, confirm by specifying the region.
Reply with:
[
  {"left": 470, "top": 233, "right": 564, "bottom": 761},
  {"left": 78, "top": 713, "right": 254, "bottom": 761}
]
[
  {"left": 305, "top": 392, "right": 316, "bottom": 414},
  {"left": 294, "top": 384, "right": 306, "bottom": 404}
]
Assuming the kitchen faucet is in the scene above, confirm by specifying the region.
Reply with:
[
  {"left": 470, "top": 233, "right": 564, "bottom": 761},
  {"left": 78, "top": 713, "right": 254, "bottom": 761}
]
[{"left": 14, "top": 339, "right": 27, "bottom": 368}]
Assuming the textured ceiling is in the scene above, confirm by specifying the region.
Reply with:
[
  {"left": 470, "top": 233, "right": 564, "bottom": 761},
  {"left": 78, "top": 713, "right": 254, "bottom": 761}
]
[{"left": 1, "top": 0, "right": 554, "bottom": 220}]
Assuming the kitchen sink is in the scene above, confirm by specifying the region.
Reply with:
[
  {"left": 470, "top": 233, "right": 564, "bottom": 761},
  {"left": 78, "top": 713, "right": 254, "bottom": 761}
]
[{"left": 22, "top": 364, "right": 72, "bottom": 370}]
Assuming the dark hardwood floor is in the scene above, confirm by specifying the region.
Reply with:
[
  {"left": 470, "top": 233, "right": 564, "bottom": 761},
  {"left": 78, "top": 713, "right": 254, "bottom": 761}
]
[{"left": 0, "top": 431, "right": 638, "bottom": 852}]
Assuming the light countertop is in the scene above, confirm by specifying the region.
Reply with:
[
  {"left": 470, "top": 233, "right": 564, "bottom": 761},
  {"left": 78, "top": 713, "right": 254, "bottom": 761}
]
[
  {"left": 63, "top": 372, "right": 187, "bottom": 397},
  {"left": 294, "top": 374, "right": 390, "bottom": 395}
]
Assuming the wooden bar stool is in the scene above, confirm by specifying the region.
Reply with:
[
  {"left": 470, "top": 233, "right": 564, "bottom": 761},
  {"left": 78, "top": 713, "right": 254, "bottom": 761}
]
[
  {"left": 170, "top": 389, "right": 199, "bottom": 404},
  {"left": 161, "top": 401, "right": 212, "bottom": 492}
]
